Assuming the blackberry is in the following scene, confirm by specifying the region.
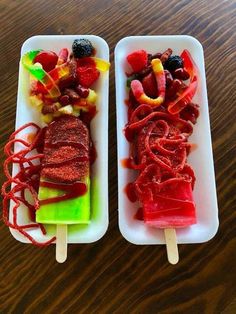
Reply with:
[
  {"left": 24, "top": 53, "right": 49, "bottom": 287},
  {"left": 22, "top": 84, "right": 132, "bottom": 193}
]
[
  {"left": 165, "top": 55, "right": 183, "bottom": 71},
  {"left": 72, "top": 39, "right": 94, "bottom": 58}
]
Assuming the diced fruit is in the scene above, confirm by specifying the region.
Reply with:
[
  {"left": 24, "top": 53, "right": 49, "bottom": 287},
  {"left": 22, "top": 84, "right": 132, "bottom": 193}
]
[
  {"left": 59, "top": 94, "right": 70, "bottom": 106},
  {"left": 73, "top": 99, "right": 88, "bottom": 111},
  {"left": 72, "top": 108, "right": 80, "bottom": 117},
  {"left": 64, "top": 88, "right": 80, "bottom": 101},
  {"left": 76, "top": 84, "right": 89, "bottom": 98},
  {"left": 58, "top": 76, "right": 77, "bottom": 91},
  {"left": 42, "top": 113, "right": 53, "bottom": 124},
  {"left": 29, "top": 95, "right": 43, "bottom": 108},
  {"left": 57, "top": 59, "right": 78, "bottom": 91},
  {"left": 72, "top": 39, "right": 94, "bottom": 58},
  {"left": 58, "top": 104, "right": 73, "bottom": 115},
  {"left": 127, "top": 50, "right": 148, "bottom": 73},
  {"left": 76, "top": 57, "right": 100, "bottom": 87},
  {"left": 53, "top": 111, "right": 61, "bottom": 118},
  {"left": 41, "top": 102, "right": 61, "bottom": 115},
  {"left": 77, "top": 57, "right": 96, "bottom": 68},
  {"left": 77, "top": 67, "right": 100, "bottom": 88},
  {"left": 86, "top": 89, "right": 97, "bottom": 104},
  {"left": 141, "top": 72, "right": 157, "bottom": 98},
  {"left": 33, "top": 51, "right": 58, "bottom": 72},
  {"left": 164, "top": 55, "right": 184, "bottom": 72}
]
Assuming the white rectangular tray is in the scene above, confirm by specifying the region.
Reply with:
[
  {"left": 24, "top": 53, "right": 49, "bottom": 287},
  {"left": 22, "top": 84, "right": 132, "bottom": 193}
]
[
  {"left": 115, "top": 35, "right": 219, "bottom": 244},
  {"left": 10, "top": 35, "right": 109, "bottom": 244}
]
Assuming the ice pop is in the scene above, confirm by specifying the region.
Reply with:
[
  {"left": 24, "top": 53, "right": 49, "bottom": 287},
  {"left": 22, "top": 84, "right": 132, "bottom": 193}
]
[{"left": 36, "top": 115, "right": 90, "bottom": 261}]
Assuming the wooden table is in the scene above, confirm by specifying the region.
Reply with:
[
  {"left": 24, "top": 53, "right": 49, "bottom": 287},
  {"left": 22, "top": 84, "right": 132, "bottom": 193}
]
[{"left": 1, "top": 0, "right": 235, "bottom": 313}]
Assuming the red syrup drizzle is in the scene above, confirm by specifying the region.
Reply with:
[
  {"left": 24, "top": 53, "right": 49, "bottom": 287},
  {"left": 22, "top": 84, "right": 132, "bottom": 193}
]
[
  {"left": 39, "top": 181, "right": 87, "bottom": 205},
  {"left": 1, "top": 123, "right": 56, "bottom": 246},
  {"left": 39, "top": 116, "right": 92, "bottom": 204},
  {"left": 124, "top": 182, "right": 137, "bottom": 203},
  {"left": 123, "top": 101, "right": 198, "bottom": 221},
  {"left": 121, "top": 158, "right": 133, "bottom": 169},
  {"left": 80, "top": 105, "right": 97, "bottom": 165}
]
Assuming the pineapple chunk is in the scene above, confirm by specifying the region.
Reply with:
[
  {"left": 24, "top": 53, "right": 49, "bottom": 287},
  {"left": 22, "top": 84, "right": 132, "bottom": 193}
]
[
  {"left": 53, "top": 102, "right": 62, "bottom": 110},
  {"left": 86, "top": 89, "right": 97, "bottom": 104},
  {"left": 42, "top": 114, "right": 53, "bottom": 124},
  {"left": 72, "top": 108, "right": 80, "bottom": 117},
  {"left": 58, "top": 105, "right": 73, "bottom": 115},
  {"left": 73, "top": 100, "right": 88, "bottom": 111},
  {"left": 53, "top": 111, "right": 62, "bottom": 117},
  {"left": 29, "top": 95, "right": 43, "bottom": 108}
]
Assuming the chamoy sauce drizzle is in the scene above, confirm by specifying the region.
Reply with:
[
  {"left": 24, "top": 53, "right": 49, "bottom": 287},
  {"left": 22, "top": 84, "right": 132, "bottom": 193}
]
[{"left": 39, "top": 181, "right": 87, "bottom": 205}]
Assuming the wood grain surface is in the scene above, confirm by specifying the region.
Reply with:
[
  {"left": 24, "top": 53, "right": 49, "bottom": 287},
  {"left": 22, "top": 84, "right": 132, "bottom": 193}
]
[{"left": 1, "top": 0, "right": 236, "bottom": 313}]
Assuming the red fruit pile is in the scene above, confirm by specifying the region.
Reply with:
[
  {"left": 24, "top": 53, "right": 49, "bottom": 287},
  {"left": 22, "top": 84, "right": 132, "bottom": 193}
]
[{"left": 31, "top": 46, "right": 101, "bottom": 118}]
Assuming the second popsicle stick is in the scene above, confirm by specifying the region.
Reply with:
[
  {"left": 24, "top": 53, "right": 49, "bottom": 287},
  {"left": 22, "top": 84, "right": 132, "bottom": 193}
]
[
  {"left": 164, "top": 228, "right": 179, "bottom": 265},
  {"left": 56, "top": 224, "right": 68, "bottom": 263}
]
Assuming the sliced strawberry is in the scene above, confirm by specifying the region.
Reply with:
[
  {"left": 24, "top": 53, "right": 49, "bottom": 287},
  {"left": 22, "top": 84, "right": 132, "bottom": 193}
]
[
  {"left": 142, "top": 72, "right": 157, "bottom": 98},
  {"left": 34, "top": 51, "right": 58, "bottom": 72},
  {"left": 77, "top": 67, "right": 100, "bottom": 88},
  {"left": 76, "top": 57, "right": 100, "bottom": 88},
  {"left": 77, "top": 57, "right": 96, "bottom": 68},
  {"left": 127, "top": 50, "right": 148, "bottom": 73}
]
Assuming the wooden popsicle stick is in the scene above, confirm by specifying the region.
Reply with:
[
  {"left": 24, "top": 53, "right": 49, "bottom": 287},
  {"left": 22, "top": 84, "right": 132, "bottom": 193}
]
[
  {"left": 56, "top": 224, "right": 68, "bottom": 263},
  {"left": 164, "top": 228, "right": 179, "bottom": 265}
]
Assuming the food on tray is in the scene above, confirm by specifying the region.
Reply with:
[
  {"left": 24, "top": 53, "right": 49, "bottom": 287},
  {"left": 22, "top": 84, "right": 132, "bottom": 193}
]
[
  {"left": 2, "top": 38, "right": 109, "bottom": 246},
  {"left": 124, "top": 48, "right": 199, "bottom": 229}
]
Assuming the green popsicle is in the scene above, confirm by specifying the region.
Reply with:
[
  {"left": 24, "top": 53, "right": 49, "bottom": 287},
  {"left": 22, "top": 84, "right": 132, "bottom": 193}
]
[{"left": 36, "top": 178, "right": 90, "bottom": 224}]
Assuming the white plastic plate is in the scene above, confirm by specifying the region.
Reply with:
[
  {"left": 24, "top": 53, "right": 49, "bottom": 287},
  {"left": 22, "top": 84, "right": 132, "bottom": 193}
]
[
  {"left": 115, "top": 35, "right": 218, "bottom": 244},
  {"left": 10, "top": 35, "right": 109, "bottom": 244}
]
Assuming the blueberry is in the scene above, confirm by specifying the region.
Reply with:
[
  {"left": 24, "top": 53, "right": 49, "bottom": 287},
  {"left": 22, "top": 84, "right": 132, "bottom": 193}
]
[
  {"left": 165, "top": 55, "right": 184, "bottom": 72},
  {"left": 72, "top": 39, "right": 94, "bottom": 58}
]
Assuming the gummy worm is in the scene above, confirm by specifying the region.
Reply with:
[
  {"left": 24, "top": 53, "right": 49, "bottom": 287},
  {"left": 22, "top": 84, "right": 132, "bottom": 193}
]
[
  {"left": 131, "top": 58, "right": 166, "bottom": 107},
  {"left": 21, "top": 50, "right": 62, "bottom": 98}
]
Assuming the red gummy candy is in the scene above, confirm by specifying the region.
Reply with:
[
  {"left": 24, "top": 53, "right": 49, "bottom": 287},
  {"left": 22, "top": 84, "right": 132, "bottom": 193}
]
[
  {"left": 127, "top": 50, "right": 148, "bottom": 73},
  {"left": 142, "top": 72, "right": 158, "bottom": 98},
  {"left": 34, "top": 51, "right": 58, "bottom": 72}
]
